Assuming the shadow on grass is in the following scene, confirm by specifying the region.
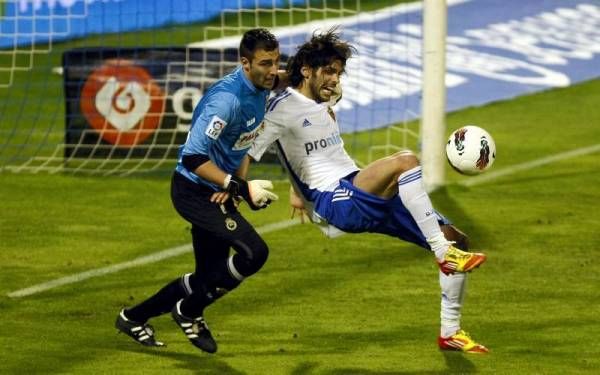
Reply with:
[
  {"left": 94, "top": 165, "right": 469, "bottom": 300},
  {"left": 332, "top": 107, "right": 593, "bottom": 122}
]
[
  {"left": 430, "top": 186, "right": 470, "bottom": 221},
  {"left": 310, "top": 352, "right": 477, "bottom": 375},
  {"left": 121, "top": 346, "right": 246, "bottom": 375},
  {"left": 233, "top": 327, "right": 480, "bottom": 374},
  {"left": 324, "top": 369, "right": 465, "bottom": 375},
  {"left": 430, "top": 186, "right": 494, "bottom": 248},
  {"left": 325, "top": 369, "right": 415, "bottom": 375},
  {"left": 441, "top": 351, "right": 477, "bottom": 373},
  {"left": 291, "top": 361, "right": 319, "bottom": 375}
]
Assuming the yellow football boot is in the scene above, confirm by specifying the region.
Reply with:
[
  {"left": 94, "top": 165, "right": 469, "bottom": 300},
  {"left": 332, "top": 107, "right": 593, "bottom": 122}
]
[
  {"left": 438, "top": 330, "right": 489, "bottom": 354},
  {"left": 437, "top": 245, "right": 486, "bottom": 275}
]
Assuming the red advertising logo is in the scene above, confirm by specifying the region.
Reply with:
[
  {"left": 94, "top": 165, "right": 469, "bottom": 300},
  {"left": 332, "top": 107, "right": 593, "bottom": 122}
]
[{"left": 80, "top": 61, "right": 165, "bottom": 147}]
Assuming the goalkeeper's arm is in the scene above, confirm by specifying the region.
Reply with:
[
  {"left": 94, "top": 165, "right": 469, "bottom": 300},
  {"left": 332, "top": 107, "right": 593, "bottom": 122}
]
[{"left": 182, "top": 154, "right": 278, "bottom": 209}]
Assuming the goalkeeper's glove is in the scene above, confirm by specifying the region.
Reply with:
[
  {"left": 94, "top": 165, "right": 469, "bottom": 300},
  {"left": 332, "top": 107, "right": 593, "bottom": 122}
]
[{"left": 225, "top": 175, "right": 279, "bottom": 210}]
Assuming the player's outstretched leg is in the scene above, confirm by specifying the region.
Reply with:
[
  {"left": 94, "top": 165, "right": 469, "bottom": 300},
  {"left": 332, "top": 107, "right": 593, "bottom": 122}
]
[
  {"left": 438, "top": 329, "right": 489, "bottom": 354},
  {"left": 171, "top": 300, "right": 217, "bottom": 353},
  {"left": 115, "top": 309, "right": 165, "bottom": 347},
  {"left": 437, "top": 245, "right": 486, "bottom": 275}
]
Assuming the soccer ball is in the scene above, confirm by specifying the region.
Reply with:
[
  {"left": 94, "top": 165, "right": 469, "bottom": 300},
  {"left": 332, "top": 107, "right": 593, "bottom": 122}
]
[{"left": 446, "top": 125, "right": 496, "bottom": 175}]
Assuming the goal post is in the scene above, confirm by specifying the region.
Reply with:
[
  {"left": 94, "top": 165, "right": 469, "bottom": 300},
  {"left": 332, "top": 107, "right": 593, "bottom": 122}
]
[
  {"left": 421, "top": 0, "right": 448, "bottom": 191},
  {"left": 0, "top": 0, "right": 446, "bottom": 182}
]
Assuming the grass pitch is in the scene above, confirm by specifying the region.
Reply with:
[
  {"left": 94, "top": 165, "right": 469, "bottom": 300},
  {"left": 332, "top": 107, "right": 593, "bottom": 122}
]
[{"left": 1, "top": 79, "right": 599, "bottom": 374}]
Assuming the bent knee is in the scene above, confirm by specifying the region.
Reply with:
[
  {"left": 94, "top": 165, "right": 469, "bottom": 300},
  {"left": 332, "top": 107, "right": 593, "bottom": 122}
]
[
  {"left": 232, "top": 235, "right": 269, "bottom": 276},
  {"left": 250, "top": 238, "right": 269, "bottom": 269},
  {"left": 392, "top": 151, "right": 420, "bottom": 174}
]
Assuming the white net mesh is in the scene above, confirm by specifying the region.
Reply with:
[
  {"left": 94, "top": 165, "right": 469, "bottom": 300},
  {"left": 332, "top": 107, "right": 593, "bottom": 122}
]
[
  {"left": 0, "top": 0, "right": 88, "bottom": 87},
  {"left": 0, "top": 0, "right": 422, "bottom": 176}
]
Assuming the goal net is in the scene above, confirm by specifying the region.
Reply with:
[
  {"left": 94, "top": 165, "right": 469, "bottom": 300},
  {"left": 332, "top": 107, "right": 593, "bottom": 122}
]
[{"left": 0, "top": 0, "right": 438, "bottom": 179}]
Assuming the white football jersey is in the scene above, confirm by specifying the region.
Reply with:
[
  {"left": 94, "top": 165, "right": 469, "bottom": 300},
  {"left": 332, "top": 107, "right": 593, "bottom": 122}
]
[{"left": 249, "top": 87, "right": 359, "bottom": 192}]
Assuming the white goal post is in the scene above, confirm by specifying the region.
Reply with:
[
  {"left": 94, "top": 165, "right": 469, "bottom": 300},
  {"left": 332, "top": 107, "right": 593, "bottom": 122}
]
[
  {"left": 0, "top": 0, "right": 447, "bottom": 185},
  {"left": 421, "top": 0, "right": 448, "bottom": 191}
]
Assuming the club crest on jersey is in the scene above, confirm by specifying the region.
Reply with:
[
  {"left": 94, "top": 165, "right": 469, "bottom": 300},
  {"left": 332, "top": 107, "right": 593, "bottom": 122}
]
[
  {"left": 327, "top": 107, "right": 336, "bottom": 121},
  {"left": 233, "top": 121, "right": 265, "bottom": 150},
  {"left": 205, "top": 115, "right": 227, "bottom": 140},
  {"left": 225, "top": 217, "right": 237, "bottom": 231}
]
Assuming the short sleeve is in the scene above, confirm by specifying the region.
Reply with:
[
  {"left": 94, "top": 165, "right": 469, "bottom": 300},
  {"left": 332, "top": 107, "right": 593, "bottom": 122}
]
[
  {"left": 182, "top": 91, "right": 239, "bottom": 155},
  {"left": 248, "top": 112, "right": 286, "bottom": 161}
]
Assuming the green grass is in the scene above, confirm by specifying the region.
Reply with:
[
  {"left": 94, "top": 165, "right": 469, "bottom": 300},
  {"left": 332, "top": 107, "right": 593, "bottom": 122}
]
[
  {"left": 1, "top": 79, "right": 599, "bottom": 374},
  {"left": 1, "top": 1, "right": 599, "bottom": 372}
]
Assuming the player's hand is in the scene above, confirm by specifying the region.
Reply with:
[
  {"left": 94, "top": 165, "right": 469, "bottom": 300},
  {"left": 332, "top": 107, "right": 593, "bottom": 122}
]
[
  {"left": 289, "top": 185, "right": 308, "bottom": 223},
  {"left": 289, "top": 185, "right": 304, "bottom": 209},
  {"left": 210, "top": 191, "right": 231, "bottom": 204},
  {"left": 232, "top": 195, "right": 242, "bottom": 208},
  {"left": 227, "top": 176, "right": 279, "bottom": 210},
  {"left": 247, "top": 180, "right": 279, "bottom": 209},
  {"left": 291, "top": 207, "right": 309, "bottom": 223}
]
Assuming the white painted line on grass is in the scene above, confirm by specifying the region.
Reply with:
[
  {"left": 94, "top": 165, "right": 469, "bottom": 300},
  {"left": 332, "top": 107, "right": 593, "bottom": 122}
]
[
  {"left": 459, "top": 143, "right": 600, "bottom": 187},
  {"left": 7, "top": 218, "right": 301, "bottom": 298},
  {"left": 10, "top": 144, "right": 598, "bottom": 298}
]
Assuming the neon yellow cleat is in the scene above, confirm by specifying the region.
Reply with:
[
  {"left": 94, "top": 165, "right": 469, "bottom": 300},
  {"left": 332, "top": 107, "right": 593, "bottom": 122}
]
[
  {"left": 437, "top": 246, "right": 486, "bottom": 275},
  {"left": 438, "top": 330, "right": 489, "bottom": 354}
]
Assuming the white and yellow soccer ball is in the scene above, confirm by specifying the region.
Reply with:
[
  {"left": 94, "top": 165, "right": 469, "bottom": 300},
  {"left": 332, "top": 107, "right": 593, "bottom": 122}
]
[{"left": 446, "top": 125, "right": 496, "bottom": 175}]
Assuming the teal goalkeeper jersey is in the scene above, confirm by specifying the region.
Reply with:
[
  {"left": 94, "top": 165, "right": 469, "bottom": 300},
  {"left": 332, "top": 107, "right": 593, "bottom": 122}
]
[{"left": 175, "top": 66, "right": 269, "bottom": 190}]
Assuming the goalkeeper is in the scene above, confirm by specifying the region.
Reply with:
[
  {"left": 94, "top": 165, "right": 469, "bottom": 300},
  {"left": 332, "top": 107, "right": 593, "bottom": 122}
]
[
  {"left": 248, "top": 28, "right": 488, "bottom": 354},
  {"left": 115, "top": 28, "right": 282, "bottom": 353}
]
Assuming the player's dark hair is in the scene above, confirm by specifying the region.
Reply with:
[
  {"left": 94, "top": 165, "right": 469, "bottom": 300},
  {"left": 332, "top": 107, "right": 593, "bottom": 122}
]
[
  {"left": 287, "top": 26, "right": 356, "bottom": 87},
  {"left": 239, "top": 28, "right": 279, "bottom": 61}
]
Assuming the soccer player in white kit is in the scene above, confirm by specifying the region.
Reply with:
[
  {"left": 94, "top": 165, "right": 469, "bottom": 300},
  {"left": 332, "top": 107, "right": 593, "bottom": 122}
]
[{"left": 249, "top": 28, "right": 489, "bottom": 354}]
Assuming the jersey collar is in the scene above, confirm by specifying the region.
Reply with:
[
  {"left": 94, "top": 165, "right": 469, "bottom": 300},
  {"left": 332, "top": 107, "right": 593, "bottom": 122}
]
[{"left": 287, "top": 87, "right": 329, "bottom": 107}]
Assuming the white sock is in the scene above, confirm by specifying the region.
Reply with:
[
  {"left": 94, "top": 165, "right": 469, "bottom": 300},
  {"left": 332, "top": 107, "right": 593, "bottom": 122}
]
[
  {"left": 397, "top": 166, "right": 450, "bottom": 260},
  {"left": 439, "top": 271, "right": 467, "bottom": 338}
]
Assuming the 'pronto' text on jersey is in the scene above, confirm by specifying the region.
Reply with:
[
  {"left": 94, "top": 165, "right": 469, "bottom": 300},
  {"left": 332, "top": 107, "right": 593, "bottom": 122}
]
[{"left": 304, "top": 132, "right": 342, "bottom": 155}]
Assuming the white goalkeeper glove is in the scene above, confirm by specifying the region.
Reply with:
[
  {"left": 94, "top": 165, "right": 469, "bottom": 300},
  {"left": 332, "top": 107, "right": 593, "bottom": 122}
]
[
  {"left": 226, "top": 175, "right": 278, "bottom": 210},
  {"left": 248, "top": 179, "right": 279, "bottom": 208}
]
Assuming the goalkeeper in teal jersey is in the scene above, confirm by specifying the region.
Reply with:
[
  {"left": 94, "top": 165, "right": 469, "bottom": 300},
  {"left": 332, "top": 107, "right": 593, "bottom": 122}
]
[{"left": 115, "top": 28, "right": 283, "bottom": 353}]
